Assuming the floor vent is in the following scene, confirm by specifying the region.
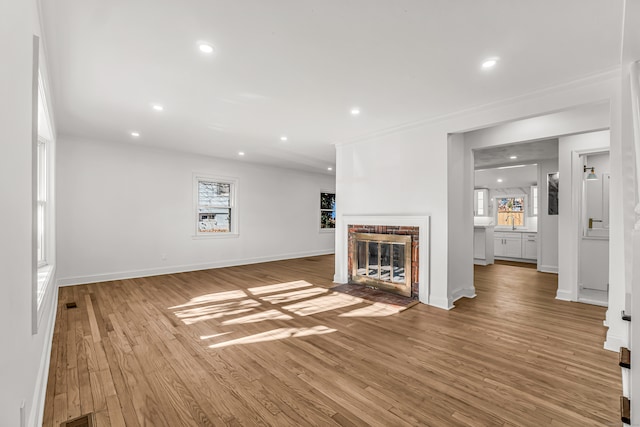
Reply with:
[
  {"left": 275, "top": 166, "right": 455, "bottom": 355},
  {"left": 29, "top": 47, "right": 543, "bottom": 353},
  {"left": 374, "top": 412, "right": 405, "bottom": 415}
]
[
  {"left": 61, "top": 413, "right": 94, "bottom": 427},
  {"left": 66, "top": 302, "right": 78, "bottom": 309}
]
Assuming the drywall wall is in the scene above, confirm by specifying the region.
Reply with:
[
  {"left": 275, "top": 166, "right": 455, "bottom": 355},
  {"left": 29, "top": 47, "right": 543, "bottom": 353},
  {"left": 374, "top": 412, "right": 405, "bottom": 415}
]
[
  {"left": 0, "top": 0, "right": 59, "bottom": 425},
  {"left": 56, "top": 138, "right": 336, "bottom": 285},
  {"left": 538, "top": 158, "right": 559, "bottom": 273},
  {"left": 335, "top": 70, "right": 616, "bottom": 309},
  {"left": 557, "top": 131, "right": 610, "bottom": 300}
]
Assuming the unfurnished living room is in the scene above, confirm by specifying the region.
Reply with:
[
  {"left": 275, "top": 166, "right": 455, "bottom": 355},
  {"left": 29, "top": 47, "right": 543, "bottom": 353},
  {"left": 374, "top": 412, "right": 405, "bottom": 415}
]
[{"left": 3, "top": 1, "right": 640, "bottom": 426}]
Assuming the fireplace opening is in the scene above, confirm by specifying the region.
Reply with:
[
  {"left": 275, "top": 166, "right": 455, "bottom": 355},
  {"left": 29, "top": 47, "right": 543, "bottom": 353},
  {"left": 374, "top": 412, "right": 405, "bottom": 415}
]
[{"left": 350, "top": 233, "right": 412, "bottom": 297}]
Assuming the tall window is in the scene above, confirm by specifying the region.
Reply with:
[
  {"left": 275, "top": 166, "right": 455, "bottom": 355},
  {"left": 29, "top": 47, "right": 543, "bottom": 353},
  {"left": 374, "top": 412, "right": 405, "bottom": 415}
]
[
  {"left": 496, "top": 196, "right": 525, "bottom": 227},
  {"left": 476, "top": 190, "right": 484, "bottom": 216},
  {"left": 195, "top": 176, "right": 237, "bottom": 235},
  {"left": 37, "top": 138, "right": 47, "bottom": 266},
  {"left": 531, "top": 186, "right": 538, "bottom": 216},
  {"left": 320, "top": 192, "right": 336, "bottom": 229}
]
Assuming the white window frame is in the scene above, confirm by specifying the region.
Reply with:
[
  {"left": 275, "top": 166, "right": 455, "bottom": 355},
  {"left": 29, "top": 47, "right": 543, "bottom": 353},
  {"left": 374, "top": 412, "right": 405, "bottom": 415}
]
[
  {"left": 193, "top": 174, "right": 239, "bottom": 238},
  {"left": 319, "top": 190, "right": 336, "bottom": 232},
  {"left": 531, "top": 185, "right": 538, "bottom": 216},
  {"left": 37, "top": 137, "right": 48, "bottom": 267},
  {"left": 494, "top": 194, "right": 527, "bottom": 228},
  {"left": 33, "top": 37, "right": 56, "bottom": 334}
]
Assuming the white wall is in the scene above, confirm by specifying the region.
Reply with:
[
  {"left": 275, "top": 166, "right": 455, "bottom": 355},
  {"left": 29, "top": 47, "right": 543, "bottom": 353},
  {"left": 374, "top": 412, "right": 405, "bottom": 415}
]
[
  {"left": 538, "top": 158, "right": 559, "bottom": 273},
  {"left": 0, "top": 0, "right": 59, "bottom": 426},
  {"left": 557, "top": 131, "right": 610, "bottom": 300},
  {"left": 336, "top": 71, "right": 616, "bottom": 310},
  {"left": 56, "top": 137, "right": 336, "bottom": 285}
]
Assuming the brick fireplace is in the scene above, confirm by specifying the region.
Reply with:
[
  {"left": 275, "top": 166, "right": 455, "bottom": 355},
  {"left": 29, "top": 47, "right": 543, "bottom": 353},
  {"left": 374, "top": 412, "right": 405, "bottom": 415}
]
[{"left": 348, "top": 224, "right": 420, "bottom": 299}]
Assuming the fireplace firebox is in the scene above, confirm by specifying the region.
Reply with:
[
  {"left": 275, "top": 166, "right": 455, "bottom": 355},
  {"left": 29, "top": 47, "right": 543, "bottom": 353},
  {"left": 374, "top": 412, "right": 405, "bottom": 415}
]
[{"left": 350, "top": 232, "right": 412, "bottom": 297}]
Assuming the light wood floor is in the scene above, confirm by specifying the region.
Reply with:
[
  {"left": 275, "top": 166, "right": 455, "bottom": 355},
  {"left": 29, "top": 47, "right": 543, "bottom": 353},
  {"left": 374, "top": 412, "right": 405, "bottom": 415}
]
[{"left": 43, "top": 256, "right": 620, "bottom": 426}]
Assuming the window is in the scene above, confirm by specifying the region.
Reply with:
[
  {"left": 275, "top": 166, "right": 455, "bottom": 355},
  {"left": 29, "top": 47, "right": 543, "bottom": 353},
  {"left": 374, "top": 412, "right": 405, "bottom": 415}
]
[
  {"left": 37, "top": 138, "right": 47, "bottom": 266},
  {"left": 320, "top": 192, "right": 336, "bottom": 229},
  {"left": 496, "top": 196, "right": 525, "bottom": 227},
  {"left": 476, "top": 190, "right": 484, "bottom": 215},
  {"left": 195, "top": 176, "right": 237, "bottom": 235},
  {"left": 531, "top": 186, "right": 538, "bottom": 216}
]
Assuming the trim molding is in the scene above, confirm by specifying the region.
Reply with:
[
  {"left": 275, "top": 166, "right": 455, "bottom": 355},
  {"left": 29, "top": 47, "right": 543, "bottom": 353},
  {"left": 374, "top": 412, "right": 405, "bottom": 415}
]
[
  {"left": 555, "top": 289, "right": 574, "bottom": 301},
  {"left": 450, "top": 287, "right": 477, "bottom": 307},
  {"left": 539, "top": 265, "right": 559, "bottom": 274},
  {"left": 57, "top": 249, "right": 335, "bottom": 287},
  {"left": 333, "top": 67, "right": 620, "bottom": 147},
  {"left": 604, "top": 332, "right": 626, "bottom": 353},
  {"left": 428, "top": 295, "right": 451, "bottom": 310},
  {"left": 30, "top": 285, "right": 58, "bottom": 427}
]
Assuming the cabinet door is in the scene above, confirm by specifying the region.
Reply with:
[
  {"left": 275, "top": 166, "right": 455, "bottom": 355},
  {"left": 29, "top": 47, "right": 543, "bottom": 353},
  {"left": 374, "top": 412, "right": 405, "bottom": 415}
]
[
  {"left": 494, "top": 238, "right": 505, "bottom": 257},
  {"left": 523, "top": 238, "right": 537, "bottom": 259},
  {"left": 504, "top": 237, "right": 522, "bottom": 258}
]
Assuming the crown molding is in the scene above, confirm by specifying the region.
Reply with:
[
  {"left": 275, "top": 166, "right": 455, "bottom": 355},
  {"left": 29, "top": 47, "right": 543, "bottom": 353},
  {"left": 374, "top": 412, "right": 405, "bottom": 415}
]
[{"left": 333, "top": 66, "right": 621, "bottom": 147}]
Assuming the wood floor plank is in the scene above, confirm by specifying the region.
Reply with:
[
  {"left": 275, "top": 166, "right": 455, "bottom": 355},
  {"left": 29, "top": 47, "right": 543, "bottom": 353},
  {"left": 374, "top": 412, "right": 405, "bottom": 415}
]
[{"left": 43, "top": 256, "right": 620, "bottom": 426}]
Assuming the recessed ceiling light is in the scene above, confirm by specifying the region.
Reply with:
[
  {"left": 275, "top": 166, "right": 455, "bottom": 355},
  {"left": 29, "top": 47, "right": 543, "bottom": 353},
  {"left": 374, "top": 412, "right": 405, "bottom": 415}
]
[
  {"left": 328, "top": 167, "right": 333, "bottom": 171},
  {"left": 350, "top": 108, "right": 361, "bottom": 116},
  {"left": 481, "top": 58, "right": 499, "bottom": 69},
  {"left": 510, "top": 155, "right": 517, "bottom": 159},
  {"left": 152, "top": 104, "right": 164, "bottom": 111},
  {"left": 130, "top": 131, "right": 140, "bottom": 137},
  {"left": 199, "top": 43, "right": 214, "bottom": 54},
  {"left": 280, "top": 136, "right": 288, "bottom": 141},
  {"left": 497, "top": 178, "right": 503, "bottom": 183},
  {"left": 238, "top": 151, "right": 245, "bottom": 156}
]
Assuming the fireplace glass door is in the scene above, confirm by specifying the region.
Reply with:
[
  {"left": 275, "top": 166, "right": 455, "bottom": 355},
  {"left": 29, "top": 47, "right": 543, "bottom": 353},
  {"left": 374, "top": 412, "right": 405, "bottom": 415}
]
[{"left": 351, "top": 233, "right": 412, "bottom": 297}]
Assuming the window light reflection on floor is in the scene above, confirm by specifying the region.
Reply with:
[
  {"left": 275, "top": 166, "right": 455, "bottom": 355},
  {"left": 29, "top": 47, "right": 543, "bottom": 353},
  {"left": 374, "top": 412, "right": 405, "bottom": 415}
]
[
  {"left": 168, "top": 289, "right": 247, "bottom": 309},
  {"left": 259, "top": 287, "right": 328, "bottom": 305},
  {"left": 248, "top": 280, "right": 312, "bottom": 295},
  {"left": 209, "top": 326, "right": 336, "bottom": 349},
  {"left": 282, "top": 292, "right": 363, "bottom": 316},
  {"left": 222, "top": 309, "right": 293, "bottom": 325},
  {"left": 338, "top": 302, "right": 401, "bottom": 317}
]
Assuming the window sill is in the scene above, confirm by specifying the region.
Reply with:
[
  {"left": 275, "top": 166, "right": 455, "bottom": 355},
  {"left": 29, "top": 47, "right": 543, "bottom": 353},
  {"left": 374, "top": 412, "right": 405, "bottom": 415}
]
[
  {"left": 192, "top": 233, "right": 240, "bottom": 240},
  {"left": 37, "top": 264, "right": 54, "bottom": 309},
  {"left": 319, "top": 228, "right": 336, "bottom": 233}
]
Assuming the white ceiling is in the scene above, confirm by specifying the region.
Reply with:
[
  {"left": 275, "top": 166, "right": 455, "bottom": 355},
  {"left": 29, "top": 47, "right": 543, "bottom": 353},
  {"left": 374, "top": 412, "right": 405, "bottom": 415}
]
[
  {"left": 475, "top": 164, "right": 538, "bottom": 189},
  {"left": 474, "top": 139, "right": 559, "bottom": 169},
  {"left": 40, "top": 1, "right": 623, "bottom": 174}
]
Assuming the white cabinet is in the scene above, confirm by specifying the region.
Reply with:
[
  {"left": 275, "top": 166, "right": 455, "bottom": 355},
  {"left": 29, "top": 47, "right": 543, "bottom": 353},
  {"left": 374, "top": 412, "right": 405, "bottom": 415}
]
[
  {"left": 494, "top": 232, "right": 522, "bottom": 258},
  {"left": 474, "top": 227, "right": 494, "bottom": 265},
  {"left": 474, "top": 189, "right": 489, "bottom": 216},
  {"left": 522, "top": 233, "right": 537, "bottom": 260}
]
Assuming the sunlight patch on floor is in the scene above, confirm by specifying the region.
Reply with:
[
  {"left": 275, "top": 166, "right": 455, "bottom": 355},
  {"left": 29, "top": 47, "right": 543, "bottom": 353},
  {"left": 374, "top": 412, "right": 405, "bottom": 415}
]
[
  {"left": 282, "top": 292, "right": 363, "bottom": 316},
  {"left": 200, "top": 331, "right": 232, "bottom": 340},
  {"left": 222, "top": 309, "right": 293, "bottom": 325},
  {"left": 209, "top": 325, "right": 336, "bottom": 349},
  {"left": 260, "top": 287, "right": 328, "bottom": 304},
  {"left": 175, "top": 299, "right": 261, "bottom": 325},
  {"left": 338, "top": 302, "right": 401, "bottom": 317},
  {"left": 248, "top": 280, "right": 313, "bottom": 295},
  {"left": 168, "top": 289, "right": 247, "bottom": 309}
]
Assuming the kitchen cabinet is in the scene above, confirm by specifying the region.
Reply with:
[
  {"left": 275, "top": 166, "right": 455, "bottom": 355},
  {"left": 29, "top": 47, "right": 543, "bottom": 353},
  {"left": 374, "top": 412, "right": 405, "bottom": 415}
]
[
  {"left": 474, "top": 226, "right": 494, "bottom": 265},
  {"left": 522, "top": 233, "right": 537, "bottom": 260},
  {"left": 494, "top": 231, "right": 528, "bottom": 259}
]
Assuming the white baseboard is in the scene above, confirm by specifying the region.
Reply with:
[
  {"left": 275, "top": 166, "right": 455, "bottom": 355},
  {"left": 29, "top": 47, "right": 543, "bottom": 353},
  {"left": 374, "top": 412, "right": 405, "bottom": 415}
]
[
  {"left": 539, "top": 265, "right": 559, "bottom": 274},
  {"left": 29, "top": 286, "right": 58, "bottom": 427},
  {"left": 473, "top": 259, "right": 489, "bottom": 266},
  {"left": 57, "top": 249, "right": 335, "bottom": 287},
  {"left": 604, "top": 331, "right": 626, "bottom": 353},
  {"left": 428, "top": 295, "right": 452, "bottom": 310},
  {"left": 555, "top": 289, "right": 574, "bottom": 301},
  {"left": 450, "top": 287, "right": 476, "bottom": 306}
]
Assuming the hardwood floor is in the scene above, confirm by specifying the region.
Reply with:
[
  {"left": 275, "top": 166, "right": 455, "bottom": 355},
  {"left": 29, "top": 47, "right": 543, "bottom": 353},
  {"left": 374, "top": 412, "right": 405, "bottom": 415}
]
[{"left": 43, "top": 256, "right": 620, "bottom": 426}]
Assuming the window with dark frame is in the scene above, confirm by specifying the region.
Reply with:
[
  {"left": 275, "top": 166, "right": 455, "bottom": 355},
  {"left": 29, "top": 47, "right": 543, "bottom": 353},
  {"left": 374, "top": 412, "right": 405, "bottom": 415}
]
[{"left": 320, "top": 192, "right": 336, "bottom": 229}]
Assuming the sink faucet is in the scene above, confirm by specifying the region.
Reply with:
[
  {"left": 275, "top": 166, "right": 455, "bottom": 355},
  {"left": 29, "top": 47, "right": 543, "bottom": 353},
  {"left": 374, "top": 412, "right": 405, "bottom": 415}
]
[{"left": 508, "top": 215, "right": 516, "bottom": 230}]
